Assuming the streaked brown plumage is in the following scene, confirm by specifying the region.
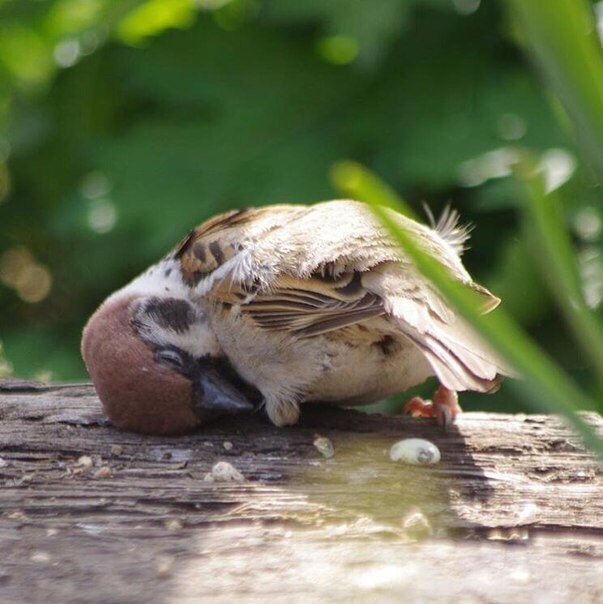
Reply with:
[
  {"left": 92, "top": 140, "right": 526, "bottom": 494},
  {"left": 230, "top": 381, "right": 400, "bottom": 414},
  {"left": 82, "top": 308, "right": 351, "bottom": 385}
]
[{"left": 82, "top": 200, "right": 510, "bottom": 434}]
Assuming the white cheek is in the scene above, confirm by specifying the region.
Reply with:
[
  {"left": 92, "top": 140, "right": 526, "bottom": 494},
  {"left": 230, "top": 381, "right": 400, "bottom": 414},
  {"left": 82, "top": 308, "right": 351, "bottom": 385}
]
[
  {"left": 163, "top": 323, "right": 222, "bottom": 358},
  {"left": 105, "top": 257, "right": 224, "bottom": 359},
  {"left": 136, "top": 319, "right": 223, "bottom": 360}
]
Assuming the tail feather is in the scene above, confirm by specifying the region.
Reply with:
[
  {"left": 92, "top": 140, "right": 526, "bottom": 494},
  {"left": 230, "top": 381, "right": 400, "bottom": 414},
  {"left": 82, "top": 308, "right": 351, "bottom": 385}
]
[
  {"left": 363, "top": 261, "right": 514, "bottom": 393},
  {"left": 405, "top": 328, "right": 502, "bottom": 392},
  {"left": 393, "top": 311, "right": 513, "bottom": 393}
]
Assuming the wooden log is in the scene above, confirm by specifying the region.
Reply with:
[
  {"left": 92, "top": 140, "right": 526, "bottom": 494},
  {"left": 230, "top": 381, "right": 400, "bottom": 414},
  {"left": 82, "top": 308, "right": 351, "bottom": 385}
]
[{"left": 0, "top": 380, "right": 601, "bottom": 603}]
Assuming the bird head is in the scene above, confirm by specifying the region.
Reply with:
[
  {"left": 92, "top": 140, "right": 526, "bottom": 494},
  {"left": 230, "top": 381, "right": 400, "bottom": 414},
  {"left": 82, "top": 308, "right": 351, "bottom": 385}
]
[{"left": 81, "top": 294, "right": 254, "bottom": 435}]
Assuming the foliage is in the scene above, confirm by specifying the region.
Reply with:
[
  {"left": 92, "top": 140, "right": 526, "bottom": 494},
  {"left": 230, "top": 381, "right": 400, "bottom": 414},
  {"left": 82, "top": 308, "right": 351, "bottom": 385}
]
[{"left": 0, "top": 1, "right": 602, "bottom": 420}]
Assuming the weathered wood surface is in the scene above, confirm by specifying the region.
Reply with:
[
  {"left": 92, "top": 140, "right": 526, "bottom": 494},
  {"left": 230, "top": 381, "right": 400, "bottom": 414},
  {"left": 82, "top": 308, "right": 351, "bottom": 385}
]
[{"left": 0, "top": 379, "right": 601, "bottom": 603}]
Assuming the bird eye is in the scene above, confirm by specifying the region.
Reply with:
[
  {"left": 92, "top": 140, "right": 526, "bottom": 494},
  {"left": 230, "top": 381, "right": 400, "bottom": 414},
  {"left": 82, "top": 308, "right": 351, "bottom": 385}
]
[{"left": 154, "top": 348, "right": 186, "bottom": 371}]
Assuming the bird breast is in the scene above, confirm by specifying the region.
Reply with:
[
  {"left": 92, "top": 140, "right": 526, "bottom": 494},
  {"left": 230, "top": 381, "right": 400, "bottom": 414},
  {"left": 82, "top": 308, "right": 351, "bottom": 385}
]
[
  {"left": 209, "top": 307, "right": 433, "bottom": 407},
  {"left": 304, "top": 323, "right": 434, "bottom": 405}
]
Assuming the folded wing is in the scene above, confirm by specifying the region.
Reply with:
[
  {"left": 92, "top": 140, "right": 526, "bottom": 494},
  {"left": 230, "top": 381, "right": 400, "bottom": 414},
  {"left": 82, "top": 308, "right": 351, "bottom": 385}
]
[{"left": 174, "top": 200, "right": 510, "bottom": 392}]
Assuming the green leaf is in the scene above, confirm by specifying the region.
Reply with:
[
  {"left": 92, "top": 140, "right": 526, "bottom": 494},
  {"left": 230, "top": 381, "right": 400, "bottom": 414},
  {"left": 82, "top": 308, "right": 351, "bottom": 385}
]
[
  {"left": 116, "top": 0, "right": 198, "bottom": 45},
  {"left": 260, "top": 0, "right": 412, "bottom": 67}
]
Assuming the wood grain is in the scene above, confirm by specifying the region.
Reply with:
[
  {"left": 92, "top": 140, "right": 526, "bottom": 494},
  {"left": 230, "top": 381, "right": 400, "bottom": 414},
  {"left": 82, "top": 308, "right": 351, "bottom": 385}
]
[{"left": 0, "top": 380, "right": 601, "bottom": 603}]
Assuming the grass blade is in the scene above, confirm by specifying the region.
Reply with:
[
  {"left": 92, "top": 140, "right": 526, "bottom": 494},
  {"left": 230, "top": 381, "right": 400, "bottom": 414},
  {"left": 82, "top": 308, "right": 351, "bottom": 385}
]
[
  {"left": 514, "top": 153, "right": 603, "bottom": 388},
  {"left": 330, "top": 160, "right": 418, "bottom": 220},
  {"left": 505, "top": 0, "right": 603, "bottom": 180}
]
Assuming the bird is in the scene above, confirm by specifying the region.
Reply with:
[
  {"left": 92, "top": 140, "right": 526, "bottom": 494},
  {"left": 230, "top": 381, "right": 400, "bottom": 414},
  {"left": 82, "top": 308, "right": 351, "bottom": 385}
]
[{"left": 81, "top": 199, "right": 509, "bottom": 435}]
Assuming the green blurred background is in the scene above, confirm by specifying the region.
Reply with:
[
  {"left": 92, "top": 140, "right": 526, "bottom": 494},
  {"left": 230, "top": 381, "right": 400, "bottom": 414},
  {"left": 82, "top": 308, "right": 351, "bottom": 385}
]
[{"left": 1, "top": 0, "right": 602, "bottom": 414}]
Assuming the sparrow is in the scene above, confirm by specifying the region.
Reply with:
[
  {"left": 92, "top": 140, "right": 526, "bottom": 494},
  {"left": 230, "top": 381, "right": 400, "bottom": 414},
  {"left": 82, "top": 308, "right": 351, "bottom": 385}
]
[{"left": 81, "top": 200, "right": 508, "bottom": 435}]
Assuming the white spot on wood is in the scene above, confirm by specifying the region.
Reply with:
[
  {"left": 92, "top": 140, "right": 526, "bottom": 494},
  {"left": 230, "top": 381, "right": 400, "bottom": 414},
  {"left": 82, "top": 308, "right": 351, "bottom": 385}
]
[{"left": 389, "top": 439, "right": 441, "bottom": 465}]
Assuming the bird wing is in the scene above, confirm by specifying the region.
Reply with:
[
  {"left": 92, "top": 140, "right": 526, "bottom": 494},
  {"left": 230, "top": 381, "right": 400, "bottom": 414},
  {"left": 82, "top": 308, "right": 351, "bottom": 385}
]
[
  {"left": 211, "top": 271, "right": 386, "bottom": 337},
  {"left": 174, "top": 200, "right": 507, "bottom": 390},
  {"left": 172, "top": 203, "right": 386, "bottom": 336}
]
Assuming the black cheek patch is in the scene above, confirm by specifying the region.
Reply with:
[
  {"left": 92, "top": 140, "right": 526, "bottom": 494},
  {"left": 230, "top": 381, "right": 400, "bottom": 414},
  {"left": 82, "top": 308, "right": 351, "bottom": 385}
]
[{"left": 144, "top": 297, "right": 196, "bottom": 333}]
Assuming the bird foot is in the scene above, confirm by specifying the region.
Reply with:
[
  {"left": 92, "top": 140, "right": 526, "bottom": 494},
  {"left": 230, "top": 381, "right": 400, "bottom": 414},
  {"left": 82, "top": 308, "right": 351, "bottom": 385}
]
[{"left": 403, "top": 386, "right": 461, "bottom": 429}]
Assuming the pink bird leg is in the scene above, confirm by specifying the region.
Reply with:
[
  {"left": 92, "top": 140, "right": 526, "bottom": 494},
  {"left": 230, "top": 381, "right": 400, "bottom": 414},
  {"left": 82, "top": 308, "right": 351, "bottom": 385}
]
[{"left": 403, "top": 385, "right": 461, "bottom": 429}]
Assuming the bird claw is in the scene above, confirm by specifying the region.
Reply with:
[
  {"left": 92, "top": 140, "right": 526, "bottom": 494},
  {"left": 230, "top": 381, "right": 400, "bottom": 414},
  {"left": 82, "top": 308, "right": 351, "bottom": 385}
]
[{"left": 403, "top": 386, "right": 461, "bottom": 430}]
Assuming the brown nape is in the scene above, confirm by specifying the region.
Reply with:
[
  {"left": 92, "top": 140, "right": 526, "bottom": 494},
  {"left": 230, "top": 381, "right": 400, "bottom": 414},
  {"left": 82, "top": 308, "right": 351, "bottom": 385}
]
[{"left": 81, "top": 296, "right": 200, "bottom": 435}]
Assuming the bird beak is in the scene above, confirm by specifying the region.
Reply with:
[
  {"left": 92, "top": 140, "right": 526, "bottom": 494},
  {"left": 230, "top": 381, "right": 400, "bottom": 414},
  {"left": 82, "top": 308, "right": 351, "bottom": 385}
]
[{"left": 195, "top": 363, "right": 254, "bottom": 418}]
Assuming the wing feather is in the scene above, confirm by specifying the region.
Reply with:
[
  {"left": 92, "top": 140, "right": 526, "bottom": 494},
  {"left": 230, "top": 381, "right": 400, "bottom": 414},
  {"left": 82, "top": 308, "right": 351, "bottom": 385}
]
[
  {"left": 211, "top": 271, "right": 385, "bottom": 336},
  {"left": 174, "top": 200, "right": 509, "bottom": 391}
]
